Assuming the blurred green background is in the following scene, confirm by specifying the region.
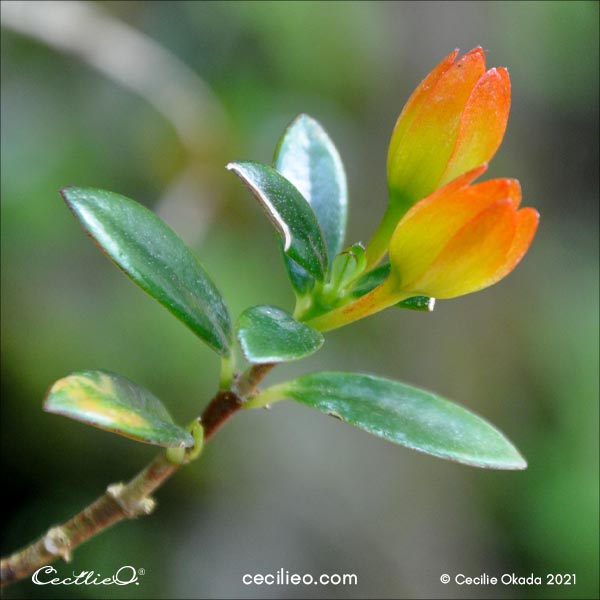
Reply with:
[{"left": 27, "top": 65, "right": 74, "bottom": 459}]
[{"left": 1, "top": 1, "right": 598, "bottom": 599}]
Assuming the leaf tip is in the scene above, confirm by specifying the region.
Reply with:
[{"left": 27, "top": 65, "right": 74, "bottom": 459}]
[
  {"left": 506, "top": 451, "right": 528, "bottom": 471},
  {"left": 59, "top": 186, "right": 77, "bottom": 206},
  {"left": 474, "top": 442, "right": 528, "bottom": 471},
  {"left": 291, "top": 112, "right": 316, "bottom": 127},
  {"left": 43, "top": 376, "right": 69, "bottom": 411},
  {"left": 226, "top": 162, "right": 293, "bottom": 251}
]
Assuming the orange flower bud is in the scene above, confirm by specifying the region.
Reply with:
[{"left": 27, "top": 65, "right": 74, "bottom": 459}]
[
  {"left": 367, "top": 48, "right": 511, "bottom": 268},
  {"left": 307, "top": 167, "right": 538, "bottom": 332},
  {"left": 387, "top": 167, "right": 539, "bottom": 299}
]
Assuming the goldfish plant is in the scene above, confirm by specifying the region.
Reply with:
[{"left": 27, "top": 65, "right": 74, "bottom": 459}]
[{"left": 0, "top": 47, "right": 538, "bottom": 586}]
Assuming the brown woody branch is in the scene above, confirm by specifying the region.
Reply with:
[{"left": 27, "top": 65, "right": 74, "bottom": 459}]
[{"left": 0, "top": 363, "right": 274, "bottom": 587}]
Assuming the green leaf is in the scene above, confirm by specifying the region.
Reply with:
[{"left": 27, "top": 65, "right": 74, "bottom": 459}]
[
  {"left": 274, "top": 114, "right": 348, "bottom": 293},
  {"left": 274, "top": 114, "right": 348, "bottom": 258},
  {"left": 226, "top": 161, "right": 328, "bottom": 281},
  {"left": 352, "top": 264, "right": 434, "bottom": 311},
  {"left": 257, "top": 372, "right": 526, "bottom": 470},
  {"left": 398, "top": 296, "right": 435, "bottom": 312},
  {"left": 44, "top": 370, "right": 194, "bottom": 448},
  {"left": 61, "top": 188, "right": 232, "bottom": 355},
  {"left": 351, "top": 263, "right": 391, "bottom": 297},
  {"left": 236, "top": 305, "right": 324, "bottom": 363}
]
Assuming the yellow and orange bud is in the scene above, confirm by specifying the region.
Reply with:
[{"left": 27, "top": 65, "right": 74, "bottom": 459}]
[
  {"left": 307, "top": 167, "right": 539, "bottom": 332},
  {"left": 368, "top": 47, "right": 511, "bottom": 267},
  {"left": 387, "top": 167, "right": 538, "bottom": 299}
]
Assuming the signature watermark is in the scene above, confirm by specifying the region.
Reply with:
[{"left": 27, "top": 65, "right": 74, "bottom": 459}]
[
  {"left": 32, "top": 565, "right": 144, "bottom": 586},
  {"left": 440, "top": 572, "right": 577, "bottom": 587}
]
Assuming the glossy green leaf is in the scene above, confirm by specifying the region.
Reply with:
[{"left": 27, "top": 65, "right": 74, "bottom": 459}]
[
  {"left": 226, "top": 161, "right": 328, "bottom": 281},
  {"left": 274, "top": 114, "right": 348, "bottom": 257},
  {"left": 61, "top": 187, "right": 232, "bottom": 355},
  {"left": 274, "top": 114, "right": 348, "bottom": 293},
  {"left": 352, "top": 264, "right": 434, "bottom": 311},
  {"left": 351, "top": 263, "right": 390, "bottom": 297},
  {"left": 399, "top": 296, "right": 435, "bottom": 311},
  {"left": 44, "top": 370, "right": 194, "bottom": 447},
  {"left": 256, "top": 372, "right": 526, "bottom": 470},
  {"left": 237, "top": 305, "right": 324, "bottom": 363}
]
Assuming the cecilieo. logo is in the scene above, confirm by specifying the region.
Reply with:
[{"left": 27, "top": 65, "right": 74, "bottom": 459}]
[{"left": 32, "top": 565, "right": 143, "bottom": 586}]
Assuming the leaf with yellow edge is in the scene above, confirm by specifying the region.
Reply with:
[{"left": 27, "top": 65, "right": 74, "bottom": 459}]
[{"left": 44, "top": 370, "right": 194, "bottom": 448}]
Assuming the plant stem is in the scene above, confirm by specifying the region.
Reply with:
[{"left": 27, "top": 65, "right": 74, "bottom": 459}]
[
  {"left": 0, "top": 362, "right": 275, "bottom": 587},
  {"left": 200, "top": 390, "right": 242, "bottom": 442},
  {"left": 365, "top": 203, "right": 399, "bottom": 269},
  {"left": 0, "top": 454, "right": 176, "bottom": 587},
  {"left": 235, "top": 362, "right": 275, "bottom": 397},
  {"left": 305, "top": 275, "right": 409, "bottom": 331},
  {"left": 219, "top": 353, "right": 235, "bottom": 390}
]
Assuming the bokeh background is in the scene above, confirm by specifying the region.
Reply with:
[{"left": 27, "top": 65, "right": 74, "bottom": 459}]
[{"left": 1, "top": 1, "right": 598, "bottom": 599}]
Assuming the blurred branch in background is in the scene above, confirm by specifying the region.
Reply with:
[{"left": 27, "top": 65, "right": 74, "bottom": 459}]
[
  {"left": 1, "top": 0, "right": 229, "bottom": 152},
  {"left": 1, "top": 0, "right": 233, "bottom": 242}
]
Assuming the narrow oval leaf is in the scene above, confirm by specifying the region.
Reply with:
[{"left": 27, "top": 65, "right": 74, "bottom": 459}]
[
  {"left": 237, "top": 305, "right": 324, "bottom": 364},
  {"left": 226, "top": 161, "right": 328, "bottom": 281},
  {"left": 275, "top": 114, "right": 348, "bottom": 258},
  {"left": 61, "top": 187, "right": 232, "bottom": 356},
  {"left": 275, "top": 372, "right": 526, "bottom": 469},
  {"left": 44, "top": 370, "right": 194, "bottom": 448},
  {"left": 274, "top": 114, "right": 348, "bottom": 293}
]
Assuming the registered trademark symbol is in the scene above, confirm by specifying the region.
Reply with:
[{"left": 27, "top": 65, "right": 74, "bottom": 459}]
[{"left": 138, "top": 568, "right": 145, "bottom": 576}]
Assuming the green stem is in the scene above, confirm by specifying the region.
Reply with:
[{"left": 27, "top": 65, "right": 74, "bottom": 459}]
[
  {"left": 365, "top": 205, "right": 395, "bottom": 269},
  {"left": 219, "top": 353, "right": 235, "bottom": 390},
  {"left": 305, "top": 275, "right": 410, "bottom": 332},
  {"left": 365, "top": 200, "right": 409, "bottom": 270},
  {"left": 244, "top": 382, "right": 288, "bottom": 409},
  {"left": 292, "top": 293, "right": 313, "bottom": 320}
]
